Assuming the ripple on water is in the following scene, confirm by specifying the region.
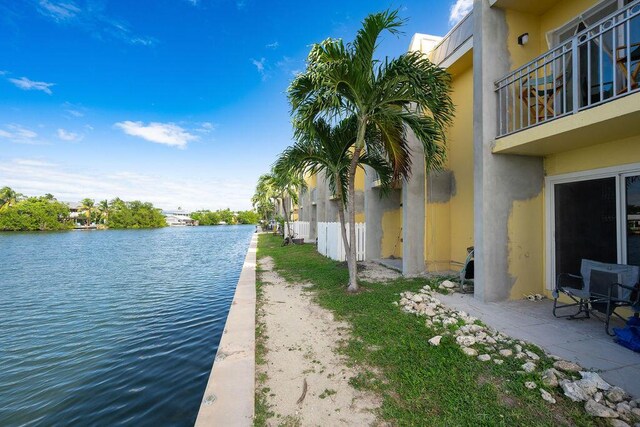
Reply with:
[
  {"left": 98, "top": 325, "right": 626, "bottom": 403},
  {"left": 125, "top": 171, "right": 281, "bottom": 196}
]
[{"left": 0, "top": 225, "right": 254, "bottom": 426}]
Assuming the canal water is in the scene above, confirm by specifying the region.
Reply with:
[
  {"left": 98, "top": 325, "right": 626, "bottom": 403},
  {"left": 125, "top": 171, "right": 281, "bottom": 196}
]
[{"left": 0, "top": 225, "right": 254, "bottom": 426}]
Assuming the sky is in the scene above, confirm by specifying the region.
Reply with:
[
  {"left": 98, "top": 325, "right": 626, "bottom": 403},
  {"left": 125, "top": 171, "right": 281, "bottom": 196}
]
[{"left": 0, "top": 0, "right": 471, "bottom": 211}]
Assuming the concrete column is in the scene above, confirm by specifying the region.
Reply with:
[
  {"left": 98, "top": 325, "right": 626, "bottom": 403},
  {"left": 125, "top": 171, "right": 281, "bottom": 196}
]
[
  {"left": 473, "top": 0, "right": 544, "bottom": 302},
  {"left": 316, "top": 170, "right": 327, "bottom": 223},
  {"left": 402, "top": 130, "right": 426, "bottom": 276},
  {"left": 364, "top": 166, "right": 383, "bottom": 260}
]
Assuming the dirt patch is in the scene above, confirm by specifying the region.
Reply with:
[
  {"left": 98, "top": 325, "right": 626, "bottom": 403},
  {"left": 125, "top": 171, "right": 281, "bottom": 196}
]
[
  {"left": 256, "top": 256, "right": 381, "bottom": 426},
  {"left": 357, "top": 262, "right": 401, "bottom": 283}
]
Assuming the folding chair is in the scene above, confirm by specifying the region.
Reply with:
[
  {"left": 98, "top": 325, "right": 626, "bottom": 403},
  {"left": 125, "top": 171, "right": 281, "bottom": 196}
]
[
  {"left": 553, "top": 259, "right": 640, "bottom": 335},
  {"left": 458, "top": 246, "right": 474, "bottom": 294}
]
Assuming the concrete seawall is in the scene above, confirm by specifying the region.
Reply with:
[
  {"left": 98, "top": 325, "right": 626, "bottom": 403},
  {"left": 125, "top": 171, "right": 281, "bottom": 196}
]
[{"left": 195, "top": 233, "right": 257, "bottom": 426}]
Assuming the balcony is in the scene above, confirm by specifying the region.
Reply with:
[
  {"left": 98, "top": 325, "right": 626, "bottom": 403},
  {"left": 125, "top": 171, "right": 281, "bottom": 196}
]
[{"left": 495, "top": 2, "right": 640, "bottom": 150}]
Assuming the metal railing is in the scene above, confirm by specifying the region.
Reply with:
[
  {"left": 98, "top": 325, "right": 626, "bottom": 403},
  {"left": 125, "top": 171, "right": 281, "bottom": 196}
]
[
  {"left": 496, "top": 1, "right": 640, "bottom": 137},
  {"left": 430, "top": 11, "right": 473, "bottom": 65}
]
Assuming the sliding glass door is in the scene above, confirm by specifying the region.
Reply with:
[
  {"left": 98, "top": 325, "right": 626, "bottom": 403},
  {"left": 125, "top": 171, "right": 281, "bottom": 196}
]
[
  {"left": 551, "top": 171, "right": 640, "bottom": 280},
  {"left": 625, "top": 175, "right": 640, "bottom": 266}
]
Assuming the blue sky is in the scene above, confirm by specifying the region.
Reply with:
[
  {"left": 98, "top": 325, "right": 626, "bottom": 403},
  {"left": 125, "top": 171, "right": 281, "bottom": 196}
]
[{"left": 0, "top": 0, "right": 470, "bottom": 210}]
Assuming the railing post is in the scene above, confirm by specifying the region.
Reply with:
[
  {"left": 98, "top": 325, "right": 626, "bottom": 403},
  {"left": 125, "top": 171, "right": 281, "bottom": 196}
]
[{"left": 571, "top": 37, "right": 579, "bottom": 113}]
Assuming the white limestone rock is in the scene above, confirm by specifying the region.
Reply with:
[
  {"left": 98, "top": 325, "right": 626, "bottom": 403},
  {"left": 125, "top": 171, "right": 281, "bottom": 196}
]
[
  {"left": 580, "top": 371, "right": 611, "bottom": 391},
  {"left": 607, "top": 387, "right": 628, "bottom": 403},
  {"left": 561, "top": 380, "right": 590, "bottom": 402},
  {"left": 616, "top": 402, "right": 632, "bottom": 416},
  {"left": 441, "top": 280, "right": 456, "bottom": 289},
  {"left": 423, "top": 307, "right": 436, "bottom": 317},
  {"left": 525, "top": 381, "right": 537, "bottom": 390},
  {"left": 584, "top": 399, "right": 619, "bottom": 418},
  {"left": 499, "top": 349, "right": 513, "bottom": 357},
  {"left": 610, "top": 420, "right": 631, "bottom": 427},
  {"left": 493, "top": 359, "right": 504, "bottom": 365},
  {"left": 553, "top": 360, "right": 582, "bottom": 373},
  {"left": 540, "top": 388, "right": 556, "bottom": 404},
  {"left": 428, "top": 335, "right": 443, "bottom": 346},
  {"left": 525, "top": 350, "right": 540, "bottom": 361},
  {"left": 456, "top": 335, "right": 476, "bottom": 347},
  {"left": 478, "top": 354, "right": 491, "bottom": 362},
  {"left": 521, "top": 362, "right": 536, "bottom": 373},
  {"left": 461, "top": 347, "right": 478, "bottom": 357},
  {"left": 541, "top": 368, "right": 560, "bottom": 388},
  {"left": 412, "top": 294, "right": 424, "bottom": 303}
]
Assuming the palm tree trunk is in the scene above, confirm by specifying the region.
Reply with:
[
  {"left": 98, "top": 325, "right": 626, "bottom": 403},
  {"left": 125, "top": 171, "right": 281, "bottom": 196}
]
[
  {"left": 346, "top": 147, "right": 362, "bottom": 293},
  {"left": 282, "top": 196, "right": 292, "bottom": 241},
  {"left": 335, "top": 173, "right": 351, "bottom": 283}
]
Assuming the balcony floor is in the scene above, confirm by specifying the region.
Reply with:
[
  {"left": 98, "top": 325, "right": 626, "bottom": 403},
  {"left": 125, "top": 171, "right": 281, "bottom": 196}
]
[{"left": 438, "top": 292, "right": 640, "bottom": 398}]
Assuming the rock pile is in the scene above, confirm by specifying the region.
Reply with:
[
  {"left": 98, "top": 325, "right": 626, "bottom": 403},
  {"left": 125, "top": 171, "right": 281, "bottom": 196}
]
[{"left": 396, "top": 284, "right": 640, "bottom": 425}]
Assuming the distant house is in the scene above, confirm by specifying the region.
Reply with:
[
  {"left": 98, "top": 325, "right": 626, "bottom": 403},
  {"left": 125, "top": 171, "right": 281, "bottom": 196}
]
[
  {"left": 163, "top": 208, "right": 198, "bottom": 226},
  {"left": 64, "top": 201, "right": 86, "bottom": 226}
]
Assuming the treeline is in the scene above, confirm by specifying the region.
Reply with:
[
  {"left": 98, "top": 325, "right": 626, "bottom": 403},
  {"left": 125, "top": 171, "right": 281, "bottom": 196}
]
[
  {"left": 191, "top": 209, "right": 259, "bottom": 225},
  {"left": 0, "top": 187, "right": 166, "bottom": 231},
  {"left": 105, "top": 199, "right": 166, "bottom": 229}
]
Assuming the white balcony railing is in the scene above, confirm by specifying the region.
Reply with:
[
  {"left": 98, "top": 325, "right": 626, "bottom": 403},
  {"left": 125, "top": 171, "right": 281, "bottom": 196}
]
[{"left": 496, "top": 1, "right": 640, "bottom": 137}]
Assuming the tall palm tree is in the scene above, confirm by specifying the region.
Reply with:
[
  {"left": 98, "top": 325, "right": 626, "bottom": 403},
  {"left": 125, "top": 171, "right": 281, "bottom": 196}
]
[
  {"left": 79, "top": 198, "right": 95, "bottom": 226},
  {"left": 275, "top": 117, "right": 393, "bottom": 276},
  {"left": 0, "top": 186, "right": 24, "bottom": 211},
  {"left": 252, "top": 174, "right": 277, "bottom": 224},
  {"left": 288, "top": 9, "right": 454, "bottom": 292},
  {"left": 97, "top": 199, "right": 110, "bottom": 225},
  {"left": 268, "top": 169, "right": 306, "bottom": 241}
]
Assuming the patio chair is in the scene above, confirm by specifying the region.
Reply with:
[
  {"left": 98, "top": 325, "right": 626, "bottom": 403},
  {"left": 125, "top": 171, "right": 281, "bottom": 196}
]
[
  {"left": 553, "top": 259, "right": 640, "bottom": 335},
  {"left": 458, "top": 246, "right": 474, "bottom": 294}
]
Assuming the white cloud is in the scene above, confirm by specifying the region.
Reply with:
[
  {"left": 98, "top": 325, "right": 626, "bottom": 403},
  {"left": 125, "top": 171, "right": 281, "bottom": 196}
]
[
  {"left": 38, "top": 0, "right": 80, "bottom": 22},
  {"left": 0, "top": 124, "right": 43, "bottom": 144},
  {"left": 0, "top": 158, "right": 255, "bottom": 211},
  {"left": 67, "top": 109, "right": 84, "bottom": 117},
  {"left": 0, "top": 70, "right": 8, "bottom": 75},
  {"left": 236, "top": 0, "right": 246, "bottom": 10},
  {"left": 251, "top": 58, "right": 267, "bottom": 80},
  {"left": 266, "top": 41, "right": 279, "bottom": 49},
  {"left": 35, "top": 1, "right": 156, "bottom": 46},
  {"left": 57, "top": 128, "right": 83, "bottom": 142},
  {"left": 115, "top": 121, "right": 198, "bottom": 148},
  {"left": 8, "top": 77, "right": 55, "bottom": 94},
  {"left": 449, "top": 0, "right": 472, "bottom": 26}
]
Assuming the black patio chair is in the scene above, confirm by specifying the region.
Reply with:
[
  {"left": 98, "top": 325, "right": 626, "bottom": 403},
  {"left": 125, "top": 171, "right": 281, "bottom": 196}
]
[
  {"left": 458, "top": 246, "right": 474, "bottom": 294},
  {"left": 553, "top": 259, "right": 640, "bottom": 335}
]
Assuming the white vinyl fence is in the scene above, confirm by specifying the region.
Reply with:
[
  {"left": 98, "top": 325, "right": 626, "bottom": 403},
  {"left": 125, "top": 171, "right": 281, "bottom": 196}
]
[
  {"left": 284, "top": 221, "right": 310, "bottom": 242},
  {"left": 317, "top": 222, "right": 366, "bottom": 262}
]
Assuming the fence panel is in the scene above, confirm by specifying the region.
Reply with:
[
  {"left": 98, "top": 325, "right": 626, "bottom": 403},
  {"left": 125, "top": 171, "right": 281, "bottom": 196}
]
[{"left": 316, "top": 222, "right": 366, "bottom": 262}]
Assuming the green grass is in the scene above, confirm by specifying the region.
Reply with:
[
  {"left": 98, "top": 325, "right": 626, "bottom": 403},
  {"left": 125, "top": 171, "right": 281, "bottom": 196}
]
[
  {"left": 257, "top": 234, "right": 606, "bottom": 427},
  {"left": 253, "top": 271, "right": 274, "bottom": 427}
]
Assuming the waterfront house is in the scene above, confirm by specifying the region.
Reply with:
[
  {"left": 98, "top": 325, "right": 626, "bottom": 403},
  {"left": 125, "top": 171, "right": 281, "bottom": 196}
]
[
  {"left": 163, "top": 209, "right": 198, "bottom": 226},
  {"left": 293, "top": 0, "right": 640, "bottom": 302}
]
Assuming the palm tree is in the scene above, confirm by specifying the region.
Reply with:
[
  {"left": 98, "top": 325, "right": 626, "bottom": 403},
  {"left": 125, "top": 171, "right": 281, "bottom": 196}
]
[
  {"left": 268, "top": 169, "right": 306, "bottom": 242},
  {"left": 252, "top": 174, "right": 277, "bottom": 224},
  {"left": 288, "top": 9, "right": 454, "bottom": 292},
  {"left": 275, "top": 117, "right": 393, "bottom": 276},
  {"left": 79, "top": 198, "right": 95, "bottom": 226},
  {"left": 0, "top": 186, "right": 24, "bottom": 211},
  {"left": 97, "top": 199, "right": 110, "bottom": 225}
]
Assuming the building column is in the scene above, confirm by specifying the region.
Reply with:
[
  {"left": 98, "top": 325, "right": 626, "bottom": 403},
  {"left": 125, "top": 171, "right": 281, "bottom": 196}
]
[
  {"left": 473, "top": 0, "right": 544, "bottom": 302},
  {"left": 402, "top": 129, "right": 426, "bottom": 276},
  {"left": 364, "top": 166, "right": 383, "bottom": 260}
]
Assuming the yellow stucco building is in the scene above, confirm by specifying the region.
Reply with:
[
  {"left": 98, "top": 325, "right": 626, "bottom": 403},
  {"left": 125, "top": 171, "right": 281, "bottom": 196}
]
[{"left": 297, "top": 0, "right": 640, "bottom": 303}]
